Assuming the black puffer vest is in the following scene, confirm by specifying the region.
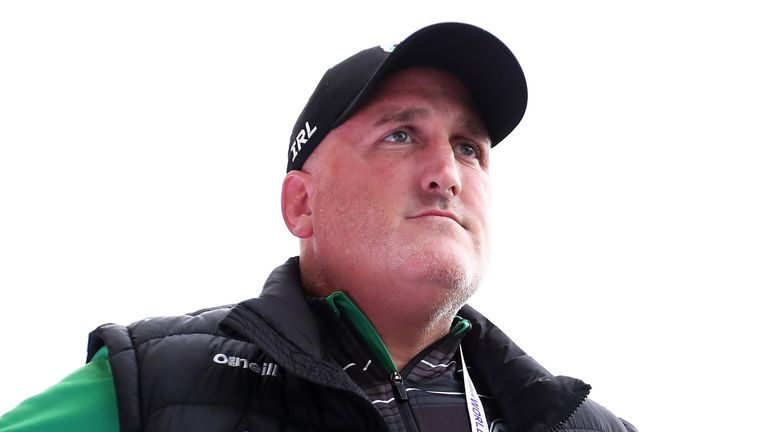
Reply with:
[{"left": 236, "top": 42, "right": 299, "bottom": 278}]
[{"left": 87, "top": 257, "right": 636, "bottom": 432}]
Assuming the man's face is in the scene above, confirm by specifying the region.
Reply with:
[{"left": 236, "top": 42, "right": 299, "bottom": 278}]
[{"left": 299, "top": 67, "right": 491, "bottom": 308}]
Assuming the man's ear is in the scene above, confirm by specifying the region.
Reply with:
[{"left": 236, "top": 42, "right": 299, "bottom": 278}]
[{"left": 281, "top": 171, "right": 313, "bottom": 239}]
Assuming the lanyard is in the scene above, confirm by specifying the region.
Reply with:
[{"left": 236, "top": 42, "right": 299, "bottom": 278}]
[{"left": 460, "top": 344, "right": 489, "bottom": 432}]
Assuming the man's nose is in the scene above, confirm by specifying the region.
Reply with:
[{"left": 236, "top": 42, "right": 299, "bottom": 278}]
[{"left": 420, "top": 141, "right": 462, "bottom": 198}]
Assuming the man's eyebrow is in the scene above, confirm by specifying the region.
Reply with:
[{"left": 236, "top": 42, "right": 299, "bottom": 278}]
[
  {"left": 373, "top": 107, "right": 430, "bottom": 127},
  {"left": 459, "top": 115, "right": 491, "bottom": 147},
  {"left": 372, "top": 107, "right": 491, "bottom": 146}
]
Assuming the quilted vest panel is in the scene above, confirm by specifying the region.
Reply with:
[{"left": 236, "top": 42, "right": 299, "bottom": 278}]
[{"left": 87, "top": 306, "right": 384, "bottom": 432}]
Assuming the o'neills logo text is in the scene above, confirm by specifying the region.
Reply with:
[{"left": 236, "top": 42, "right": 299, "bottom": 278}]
[
  {"left": 212, "top": 353, "right": 280, "bottom": 377},
  {"left": 290, "top": 121, "right": 318, "bottom": 162}
]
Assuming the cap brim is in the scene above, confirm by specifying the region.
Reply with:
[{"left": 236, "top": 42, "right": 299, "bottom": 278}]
[{"left": 335, "top": 22, "right": 528, "bottom": 146}]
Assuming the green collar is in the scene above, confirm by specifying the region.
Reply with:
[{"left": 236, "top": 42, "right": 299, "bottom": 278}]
[{"left": 325, "top": 291, "right": 470, "bottom": 374}]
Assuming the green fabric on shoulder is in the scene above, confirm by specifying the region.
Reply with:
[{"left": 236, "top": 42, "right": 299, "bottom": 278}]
[{"left": 0, "top": 346, "right": 119, "bottom": 432}]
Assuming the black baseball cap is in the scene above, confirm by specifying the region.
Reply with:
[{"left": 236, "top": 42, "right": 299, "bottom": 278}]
[{"left": 287, "top": 22, "right": 527, "bottom": 172}]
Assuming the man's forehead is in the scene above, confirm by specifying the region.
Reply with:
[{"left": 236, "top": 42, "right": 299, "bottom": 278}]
[
  {"left": 367, "top": 67, "right": 475, "bottom": 103},
  {"left": 351, "top": 68, "right": 491, "bottom": 144}
]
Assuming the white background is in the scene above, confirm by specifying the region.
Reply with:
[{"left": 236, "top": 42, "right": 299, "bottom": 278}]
[{"left": 1, "top": 2, "right": 766, "bottom": 430}]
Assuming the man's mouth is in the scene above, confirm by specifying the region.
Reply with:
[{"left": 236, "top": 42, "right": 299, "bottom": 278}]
[{"left": 408, "top": 210, "right": 465, "bottom": 229}]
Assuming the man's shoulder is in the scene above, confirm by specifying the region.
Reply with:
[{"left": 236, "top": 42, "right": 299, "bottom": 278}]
[
  {"left": 126, "top": 303, "right": 237, "bottom": 339},
  {"left": 87, "top": 304, "right": 239, "bottom": 361},
  {"left": 562, "top": 398, "right": 637, "bottom": 432}
]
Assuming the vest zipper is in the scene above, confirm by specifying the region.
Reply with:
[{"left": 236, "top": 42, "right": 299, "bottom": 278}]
[
  {"left": 326, "top": 293, "right": 471, "bottom": 431},
  {"left": 391, "top": 371, "right": 408, "bottom": 400},
  {"left": 391, "top": 370, "right": 419, "bottom": 431},
  {"left": 387, "top": 322, "right": 471, "bottom": 431}
]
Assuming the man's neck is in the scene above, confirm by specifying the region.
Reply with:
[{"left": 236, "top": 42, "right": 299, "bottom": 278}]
[
  {"left": 360, "top": 300, "right": 456, "bottom": 371},
  {"left": 300, "top": 257, "right": 465, "bottom": 371},
  {"left": 322, "top": 287, "right": 459, "bottom": 372}
]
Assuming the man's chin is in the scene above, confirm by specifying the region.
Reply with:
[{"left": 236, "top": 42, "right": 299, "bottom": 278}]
[
  {"left": 413, "top": 259, "right": 483, "bottom": 317},
  {"left": 399, "top": 248, "right": 484, "bottom": 293}
]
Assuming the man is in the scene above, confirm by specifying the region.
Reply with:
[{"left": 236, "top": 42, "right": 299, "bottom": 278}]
[{"left": 0, "top": 23, "right": 636, "bottom": 431}]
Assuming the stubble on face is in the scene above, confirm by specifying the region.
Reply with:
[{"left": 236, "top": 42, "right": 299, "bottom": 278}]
[{"left": 300, "top": 68, "right": 491, "bottom": 312}]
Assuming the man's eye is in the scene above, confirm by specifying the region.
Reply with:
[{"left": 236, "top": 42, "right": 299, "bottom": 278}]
[
  {"left": 457, "top": 143, "right": 479, "bottom": 158},
  {"left": 383, "top": 130, "right": 412, "bottom": 143}
]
